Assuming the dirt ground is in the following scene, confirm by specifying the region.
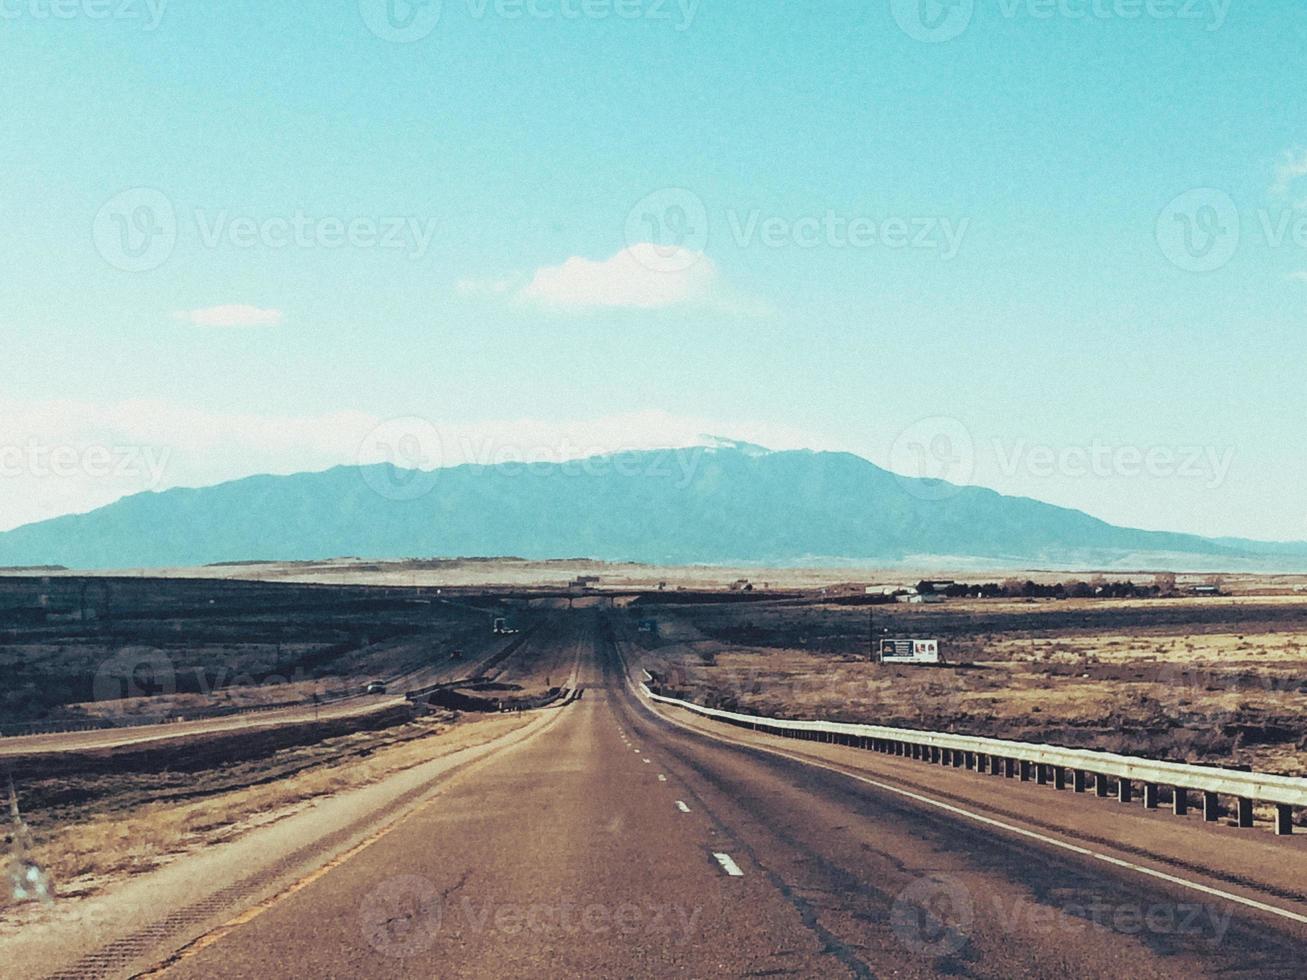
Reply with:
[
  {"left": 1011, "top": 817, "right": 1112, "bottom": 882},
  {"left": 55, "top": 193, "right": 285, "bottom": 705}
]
[
  {"left": 626, "top": 596, "right": 1307, "bottom": 779},
  {"left": 0, "top": 708, "right": 529, "bottom": 919}
]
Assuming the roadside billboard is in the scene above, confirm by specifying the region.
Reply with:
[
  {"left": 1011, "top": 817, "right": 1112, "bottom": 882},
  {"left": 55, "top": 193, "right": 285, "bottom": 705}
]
[{"left": 880, "top": 639, "right": 941, "bottom": 664}]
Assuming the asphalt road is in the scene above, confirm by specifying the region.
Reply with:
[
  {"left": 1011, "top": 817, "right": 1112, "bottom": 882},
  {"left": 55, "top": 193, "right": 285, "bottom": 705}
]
[{"left": 57, "top": 611, "right": 1307, "bottom": 978}]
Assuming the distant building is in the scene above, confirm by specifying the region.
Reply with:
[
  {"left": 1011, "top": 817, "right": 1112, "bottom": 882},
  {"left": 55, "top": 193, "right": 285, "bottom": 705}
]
[{"left": 920, "top": 580, "right": 957, "bottom": 593}]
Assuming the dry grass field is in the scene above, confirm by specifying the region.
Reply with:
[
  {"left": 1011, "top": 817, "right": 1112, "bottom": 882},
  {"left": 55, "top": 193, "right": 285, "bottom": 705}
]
[
  {"left": 627, "top": 595, "right": 1307, "bottom": 779},
  {"left": 0, "top": 575, "right": 533, "bottom": 728},
  {"left": 0, "top": 711, "right": 528, "bottom": 919}
]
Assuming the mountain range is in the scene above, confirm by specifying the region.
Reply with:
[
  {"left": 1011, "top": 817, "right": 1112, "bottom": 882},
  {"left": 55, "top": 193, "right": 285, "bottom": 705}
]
[{"left": 2, "top": 441, "right": 1304, "bottom": 571}]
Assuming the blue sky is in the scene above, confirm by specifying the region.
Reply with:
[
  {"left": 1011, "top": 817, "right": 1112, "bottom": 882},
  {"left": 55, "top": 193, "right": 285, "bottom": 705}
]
[{"left": 2, "top": 0, "right": 1305, "bottom": 541}]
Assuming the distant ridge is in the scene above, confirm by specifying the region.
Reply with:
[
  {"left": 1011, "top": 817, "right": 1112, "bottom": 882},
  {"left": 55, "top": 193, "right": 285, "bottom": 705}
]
[{"left": 1, "top": 444, "right": 1305, "bottom": 571}]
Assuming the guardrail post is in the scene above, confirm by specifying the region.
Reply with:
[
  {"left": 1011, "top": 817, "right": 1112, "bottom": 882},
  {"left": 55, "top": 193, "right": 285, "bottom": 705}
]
[
  {"left": 1035, "top": 764, "right": 1049, "bottom": 785},
  {"left": 1236, "top": 797, "right": 1254, "bottom": 829},
  {"left": 1118, "top": 778, "right": 1132, "bottom": 804},
  {"left": 989, "top": 755, "right": 1002, "bottom": 776},
  {"left": 1072, "top": 770, "right": 1086, "bottom": 793},
  {"left": 1019, "top": 761, "right": 1032, "bottom": 782},
  {"left": 1203, "top": 791, "right": 1221, "bottom": 822},
  {"left": 1275, "top": 804, "right": 1294, "bottom": 836},
  {"left": 964, "top": 751, "right": 975, "bottom": 770},
  {"left": 1004, "top": 757, "right": 1016, "bottom": 778},
  {"left": 952, "top": 751, "right": 964, "bottom": 768},
  {"left": 1173, "top": 788, "right": 1188, "bottom": 815},
  {"left": 1053, "top": 766, "right": 1067, "bottom": 790},
  {"left": 1142, "top": 783, "right": 1159, "bottom": 809}
]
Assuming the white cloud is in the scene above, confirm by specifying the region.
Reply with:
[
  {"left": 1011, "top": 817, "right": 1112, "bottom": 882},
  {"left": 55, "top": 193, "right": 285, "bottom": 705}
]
[
  {"left": 1290, "top": 271, "right": 1307, "bottom": 283},
  {"left": 1271, "top": 148, "right": 1307, "bottom": 206},
  {"left": 175, "top": 305, "right": 284, "bottom": 328},
  {"left": 519, "top": 245, "right": 723, "bottom": 311}
]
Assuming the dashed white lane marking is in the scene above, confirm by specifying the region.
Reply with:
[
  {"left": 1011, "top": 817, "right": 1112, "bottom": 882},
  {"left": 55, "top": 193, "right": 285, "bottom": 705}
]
[
  {"left": 676, "top": 801, "right": 690, "bottom": 813},
  {"left": 642, "top": 758, "right": 652, "bottom": 764},
  {"left": 663, "top": 711, "right": 1307, "bottom": 928},
  {"left": 713, "top": 852, "right": 744, "bottom": 877},
  {"left": 658, "top": 774, "right": 667, "bottom": 782}
]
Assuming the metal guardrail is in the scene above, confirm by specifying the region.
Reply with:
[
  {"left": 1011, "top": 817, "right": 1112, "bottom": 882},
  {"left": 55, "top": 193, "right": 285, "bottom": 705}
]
[{"left": 639, "top": 684, "right": 1307, "bottom": 833}]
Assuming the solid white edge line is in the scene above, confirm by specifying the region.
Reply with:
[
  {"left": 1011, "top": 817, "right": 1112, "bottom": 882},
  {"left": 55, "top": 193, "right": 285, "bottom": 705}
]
[
  {"left": 632, "top": 673, "right": 1307, "bottom": 928},
  {"left": 713, "top": 852, "right": 744, "bottom": 877}
]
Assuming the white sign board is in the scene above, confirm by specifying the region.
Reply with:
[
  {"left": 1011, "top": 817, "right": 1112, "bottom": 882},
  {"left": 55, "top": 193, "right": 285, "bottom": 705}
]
[{"left": 880, "top": 638, "right": 940, "bottom": 664}]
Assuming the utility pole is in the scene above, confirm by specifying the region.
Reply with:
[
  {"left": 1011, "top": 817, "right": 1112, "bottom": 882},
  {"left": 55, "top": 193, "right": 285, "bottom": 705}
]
[{"left": 869, "top": 605, "right": 875, "bottom": 661}]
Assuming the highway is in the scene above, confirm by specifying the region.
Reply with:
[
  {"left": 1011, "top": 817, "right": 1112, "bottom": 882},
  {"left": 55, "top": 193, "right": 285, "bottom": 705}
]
[{"left": 22, "top": 611, "right": 1307, "bottom": 978}]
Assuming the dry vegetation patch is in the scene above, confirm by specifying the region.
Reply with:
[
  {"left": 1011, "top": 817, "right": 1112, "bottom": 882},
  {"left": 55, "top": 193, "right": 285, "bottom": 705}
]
[
  {"left": 631, "top": 597, "right": 1307, "bottom": 778},
  {"left": 1, "top": 712, "right": 528, "bottom": 915}
]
